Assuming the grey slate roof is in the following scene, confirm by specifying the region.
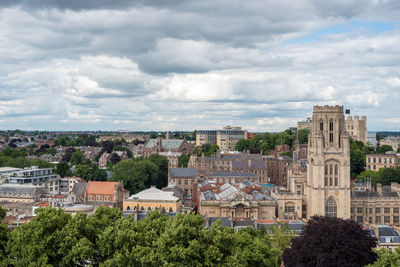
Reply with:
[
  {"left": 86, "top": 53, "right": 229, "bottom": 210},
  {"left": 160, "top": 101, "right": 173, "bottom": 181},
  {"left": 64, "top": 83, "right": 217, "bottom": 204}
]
[
  {"left": 352, "top": 188, "right": 399, "bottom": 198},
  {"left": 211, "top": 171, "right": 257, "bottom": 177},
  {"left": 0, "top": 184, "right": 39, "bottom": 194},
  {"left": 144, "top": 139, "right": 184, "bottom": 149},
  {"left": 231, "top": 160, "right": 267, "bottom": 169},
  {"left": 378, "top": 226, "right": 400, "bottom": 243},
  {"left": 72, "top": 183, "right": 88, "bottom": 196},
  {"left": 170, "top": 168, "right": 196, "bottom": 178},
  {"left": 209, "top": 217, "right": 231, "bottom": 227}
]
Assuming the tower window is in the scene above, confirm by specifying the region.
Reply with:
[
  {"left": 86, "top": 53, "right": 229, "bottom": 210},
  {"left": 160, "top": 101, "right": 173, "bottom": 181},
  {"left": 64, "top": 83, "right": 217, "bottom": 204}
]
[{"left": 320, "top": 122, "right": 323, "bottom": 131}]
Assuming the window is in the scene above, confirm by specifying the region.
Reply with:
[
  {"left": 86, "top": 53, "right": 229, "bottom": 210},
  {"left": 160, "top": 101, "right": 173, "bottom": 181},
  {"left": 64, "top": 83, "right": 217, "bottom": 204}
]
[
  {"left": 325, "top": 198, "right": 337, "bottom": 217},
  {"left": 376, "top": 216, "right": 382, "bottom": 224},
  {"left": 368, "top": 158, "right": 371, "bottom": 163},
  {"left": 369, "top": 208, "right": 373, "bottom": 214},
  {"left": 394, "top": 216, "right": 399, "bottom": 224},
  {"left": 357, "top": 207, "right": 362, "bottom": 214},
  {"left": 384, "top": 207, "right": 390, "bottom": 214},
  {"left": 320, "top": 122, "right": 323, "bottom": 131},
  {"left": 351, "top": 207, "right": 354, "bottom": 214},
  {"left": 169, "top": 207, "right": 173, "bottom": 212},
  {"left": 376, "top": 207, "right": 381, "bottom": 214},
  {"left": 394, "top": 207, "right": 399, "bottom": 213},
  {"left": 285, "top": 203, "right": 295, "bottom": 213},
  {"left": 357, "top": 216, "right": 363, "bottom": 223},
  {"left": 384, "top": 216, "right": 390, "bottom": 224}
]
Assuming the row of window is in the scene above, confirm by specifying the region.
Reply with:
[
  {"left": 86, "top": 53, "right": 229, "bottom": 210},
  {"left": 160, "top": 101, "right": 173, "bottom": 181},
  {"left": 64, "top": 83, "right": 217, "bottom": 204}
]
[
  {"left": 351, "top": 207, "right": 400, "bottom": 214},
  {"left": 126, "top": 206, "right": 174, "bottom": 212},
  {"left": 354, "top": 215, "right": 399, "bottom": 224},
  {"left": 368, "top": 157, "right": 394, "bottom": 164},
  {"left": 87, "top": 195, "right": 113, "bottom": 201}
]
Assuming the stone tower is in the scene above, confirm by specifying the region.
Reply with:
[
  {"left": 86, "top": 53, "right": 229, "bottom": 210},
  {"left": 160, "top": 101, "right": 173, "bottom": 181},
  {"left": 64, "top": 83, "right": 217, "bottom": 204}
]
[{"left": 305, "top": 105, "right": 350, "bottom": 219}]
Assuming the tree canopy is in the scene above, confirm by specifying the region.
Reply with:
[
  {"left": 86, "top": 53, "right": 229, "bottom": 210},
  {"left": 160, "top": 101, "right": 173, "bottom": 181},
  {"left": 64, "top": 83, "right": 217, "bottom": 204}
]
[
  {"left": 2, "top": 207, "right": 283, "bottom": 266},
  {"left": 282, "top": 216, "right": 377, "bottom": 267}
]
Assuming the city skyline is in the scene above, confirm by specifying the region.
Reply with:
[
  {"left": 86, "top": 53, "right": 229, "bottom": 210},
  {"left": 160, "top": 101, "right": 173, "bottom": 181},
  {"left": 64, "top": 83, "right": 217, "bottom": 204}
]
[{"left": 0, "top": 1, "right": 400, "bottom": 131}]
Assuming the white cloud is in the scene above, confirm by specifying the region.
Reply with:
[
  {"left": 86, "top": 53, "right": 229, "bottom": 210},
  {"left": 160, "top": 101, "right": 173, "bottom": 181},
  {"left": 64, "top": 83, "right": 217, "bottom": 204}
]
[{"left": 0, "top": 2, "right": 399, "bottom": 131}]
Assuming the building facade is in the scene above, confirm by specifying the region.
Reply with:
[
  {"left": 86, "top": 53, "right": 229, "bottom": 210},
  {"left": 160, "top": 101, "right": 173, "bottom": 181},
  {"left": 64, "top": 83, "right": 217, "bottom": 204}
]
[
  {"left": 366, "top": 153, "right": 400, "bottom": 171},
  {"left": 305, "top": 105, "right": 351, "bottom": 219},
  {"left": 196, "top": 126, "right": 248, "bottom": 151},
  {"left": 345, "top": 116, "right": 367, "bottom": 144},
  {"left": 380, "top": 136, "right": 400, "bottom": 153}
]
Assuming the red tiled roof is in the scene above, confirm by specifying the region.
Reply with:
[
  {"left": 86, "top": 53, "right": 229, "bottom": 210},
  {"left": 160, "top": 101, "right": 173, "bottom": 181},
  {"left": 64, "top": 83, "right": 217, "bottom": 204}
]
[
  {"left": 35, "top": 202, "right": 50, "bottom": 207},
  {"left": 86, "top": 181, "right": 119, "bottom": 195}
]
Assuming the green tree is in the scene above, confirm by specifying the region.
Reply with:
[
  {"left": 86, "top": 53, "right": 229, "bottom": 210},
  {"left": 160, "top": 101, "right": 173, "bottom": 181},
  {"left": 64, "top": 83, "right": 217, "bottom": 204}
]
[
  {"left": 370, "top": 247, "right": 400, "bottom": 267},
  {"left": 178, "top": 154, "right": 190, "bottom": 167},
  {"left": 148, "top": 154, "right": 169, "bottom": 188},
  {"left": 235, "top": 139, "right": 251, "bottom": 152},
  {"left": 111, "top": 159, "right": 159, "bottom": 193},
  {"left": 378, "top": 145, "right": 394, "bottom": 154},
  {"left": 0, "top": 206, "right": 9, "bottom": 264},
  {"left": 56, "top": 161, "right": 71, "bottom": 178},
  {"left": 297, "top": 129, "right": 309, "bottom": 144},
  {"left": 70, "top": 149, "right": 85, "bottom": 165}
]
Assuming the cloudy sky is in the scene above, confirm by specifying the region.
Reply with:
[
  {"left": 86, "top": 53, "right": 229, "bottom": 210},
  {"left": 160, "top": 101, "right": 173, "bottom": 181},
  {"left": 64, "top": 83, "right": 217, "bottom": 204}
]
[{"left": 0, "top": 0, "right": 399, "bottom": 132}]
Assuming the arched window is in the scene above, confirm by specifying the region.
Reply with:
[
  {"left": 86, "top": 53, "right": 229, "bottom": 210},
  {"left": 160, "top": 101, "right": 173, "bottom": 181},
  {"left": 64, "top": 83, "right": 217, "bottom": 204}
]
[
  {"left": 147, "top": 206, "right": 151, "bottom": 211},
  {"left": 126, "top": 206, "right": 131, "bottom": 211},
  {"left": 335, "top": 164, "right": 338, "bottom": 186},
  {"left": 320, "top": 121, "right": 324, "bottom": 131},
  {"left": 169, "top": 207, "right": 173, "bottom": 212},
  {"left": 325, "top": 197, "right": 337, "bottom": 217},
  {"left": 140, "top": 206, "right": 144, "bottom": 211}
]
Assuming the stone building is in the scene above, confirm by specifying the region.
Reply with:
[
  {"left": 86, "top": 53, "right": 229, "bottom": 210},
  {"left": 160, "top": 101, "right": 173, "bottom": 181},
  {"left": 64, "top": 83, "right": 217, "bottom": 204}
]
[
  {"left": 297, "top": 118, "right": 312, "bottom": 131},
  {"left": 198, "top": 181, "right": 275, "bottom": 220},
  {"left": 351, "top": 182, "right": 400, "bottom": 226},
  {"left": 142, "top": 138, "right": 190, "bottom": 158},
  {"left": 305, "top": 105, "right": 351, "bottom": 219},
  {"left": 345, "top": 115, "right": 367, "bottom": 144},
  {"left": 72, "top": 181, "right": 126, "bottom": 210},
  {"left": 189, "top": 151, "right": 269, "bottom": 184},
  {"left": 380, "top": 136, "right": 400, "bottom": 153},
  {"left": 168, "top": 168, "right": 198, "bottom": 195},
  {"left": 123, "top": 187, "right": 182, "bottom": 213},
  {"left": 262, "top": 156, "right": 291, "bottom": 187},
  {"left": 196, "top": 126, "right": 248, "bottom": 151},
  {"left": 366, "top": 153, "right": 400, "bottom": 171}
]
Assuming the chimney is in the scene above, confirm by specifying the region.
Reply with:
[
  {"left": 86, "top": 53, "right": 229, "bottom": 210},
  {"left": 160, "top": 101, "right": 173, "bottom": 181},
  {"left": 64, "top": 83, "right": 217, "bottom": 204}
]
[{"left": 376, "top": 183, "right": 382, "bottom": 194}]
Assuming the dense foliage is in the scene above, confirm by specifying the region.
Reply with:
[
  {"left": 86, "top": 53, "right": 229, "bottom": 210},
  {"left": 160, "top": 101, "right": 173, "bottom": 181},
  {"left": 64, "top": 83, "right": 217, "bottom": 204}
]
[
  {"left": 193, "top": 144, "right": 220, "bottom": 157},
  {"left": 357, "top": 167, "right": 400, "bottom": 186},
  {"left": 178, "top": 154, "right": 190, "bottom": 167},
  {"left": 0, "top": 147, "right": 52, "bottom": 169},
  {"left": 234, "top": 129, "right": 309, "bottom": 155},
  {"left": 282, "top": 216, "right": 377, "bottom": 267},
  {"left": 111, "top": 154, "right": 169, "bottom": 193},
  {"left": 349, "top": 137, "right": 375, "bottom": 179},
  {"left": 369, "top": 247, "right": 400, "bottom": 267},
  {"left": 1, "top": 207, "right": 285, "bottom": 266}
]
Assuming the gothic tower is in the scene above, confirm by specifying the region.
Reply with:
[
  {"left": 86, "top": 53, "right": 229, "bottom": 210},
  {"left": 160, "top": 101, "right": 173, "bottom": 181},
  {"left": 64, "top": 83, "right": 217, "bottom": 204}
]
[{"left": 305, "top": 105, "right": 350, "bottom": 219}]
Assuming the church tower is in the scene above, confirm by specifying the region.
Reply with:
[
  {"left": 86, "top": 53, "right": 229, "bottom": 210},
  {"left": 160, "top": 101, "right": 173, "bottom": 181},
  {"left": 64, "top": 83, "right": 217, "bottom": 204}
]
[{"left": 305, "top": 105, "right": 350, "bottom": 219}]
